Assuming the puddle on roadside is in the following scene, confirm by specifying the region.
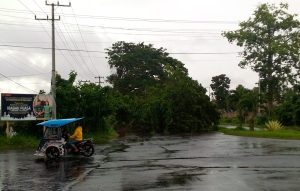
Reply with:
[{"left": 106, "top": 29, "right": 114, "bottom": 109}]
[
  {"left": 261, "top": 143, "right": 300, "bottom": 154},
  {"left": 156, "top": 170, "right": 204, "bottom": 187},
  {"left": 99, "top": 142, "right": 130, "bottom": 155}
]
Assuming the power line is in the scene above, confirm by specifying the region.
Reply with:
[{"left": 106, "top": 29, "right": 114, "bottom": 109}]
[
  {"left": 0, "top": 20, "right": 224, "bottom": 37},
  {"left": 0, "top": 44, "right": 105, "bottom": 53},
  {"left": 0, "top": 37, "right": 224, "bottom": 44},
  {"left": 0, "top": 44, "right": 239, "bottom": 55},
  {"left": 33, "top": 0, "right": 89, "bottom": 80},
  {"left": 18, "top": 0, "right": 95, "bottom": 81},
  {"left": 57, "top": 21, "right": 97, "bottom": 77},
  {"left": 70, "top": 6, "right": 98, "bottom": 76},
  {"left": 0, "top": 27, "right": 222, "bottom": 38},
  {"left": 0, "top": 11, "right": 229, "bottom": 34},
  {"left": 0, "top": 72, "right": 38, "bottom": 93},
  {"left": 0, "top": 46, "right": 107, "bottom": 58},
  {"left": 15, "top": 0, "right": 92, "bottom": 82},
  {"left": 20, "top": 0, "right": 79, "bottom": 78},
  {"left": 58, "top": 22, "right": 223, "bottom": 35},
  {"left": 0, "top": 40, "right": 45, "bottom": 74},
  {"left": 0, "top": 72, "right": 49, "bottom": 78},
  {"left": 0, "top": 7, "right": 239, "bottom": 24},
  {"left": 170, "top": 52, "right": 239, "bottom": 55},
  {"left": 56, "top": 14, "right": 93, "bottom": 79}
]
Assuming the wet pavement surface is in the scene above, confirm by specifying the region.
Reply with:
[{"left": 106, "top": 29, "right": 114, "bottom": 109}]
[{"left": 2, "top": 132, "right": 300, "bottom": 191}]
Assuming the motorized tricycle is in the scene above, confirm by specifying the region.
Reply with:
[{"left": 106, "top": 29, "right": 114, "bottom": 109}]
[{"left": 34, "top": 118, "right": 94, "bottom": 159}]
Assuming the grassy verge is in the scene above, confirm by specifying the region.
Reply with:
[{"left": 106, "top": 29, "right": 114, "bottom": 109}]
[
  {"left": 0, "top": 127, "right": 118, "bottom": 150},
  {"left": 0, "top": 135, "right": 39, "bottom": 150},
  {"left": 220, "top": 127, "right": 300, "bottom": 140},
  {"left": 86, "top": 127, "right": 118, "bottom": 144}
]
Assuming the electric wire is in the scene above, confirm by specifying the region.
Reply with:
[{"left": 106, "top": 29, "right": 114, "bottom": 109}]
[
  {"left": 0, "top": 7, "right": 239, "bottom": 24},
  {"left": 57, "top": 9, "right": 96, "bottom": 78},
  {"left": 0, "top": 44, "right": 239, "bottom": 55},
  {"left": 0, "top": 13, "right": 229, "bottom": 35},
  {"left": 32, "top": 0, "right": 79, "bottom": 74},
  {"left": 70, "top": 6, "right": 99, "bottom": 75},
  {"left": 0, "top": 72, "right": 50, "bottom": 78},
  {"left": 0, "top": 72, "right": 38, "bottom": 93}
]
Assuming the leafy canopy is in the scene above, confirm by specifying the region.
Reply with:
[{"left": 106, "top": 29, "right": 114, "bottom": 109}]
[
  {"left": 210, "top": 74, "right": 231, "bottom": 110},
  {"left": 106, "top": 41, "right": 187, "bottom": 95},
  {"left": 223, "top": 3, "right": 300, "bottom": 113}
]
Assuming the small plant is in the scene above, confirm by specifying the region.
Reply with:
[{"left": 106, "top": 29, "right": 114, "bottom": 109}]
[{"left": 265, "top": 120, "right": 284, "bottom": 131}]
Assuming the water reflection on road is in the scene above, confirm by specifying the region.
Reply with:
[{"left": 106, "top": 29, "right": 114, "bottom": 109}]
[
  {"left": 2, "top": 133, "right": 300, "bottom": 190},
  {"left": 0, "top": 150, "right": 102, "bottom": 191}
]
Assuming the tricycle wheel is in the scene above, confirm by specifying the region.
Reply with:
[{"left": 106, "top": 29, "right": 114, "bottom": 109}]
[
  {"left": 82, "top": 144, "right": 94, "bottom": 157},
  {"left": 46, "top": 146, "right": 60, "bottom": 159}
]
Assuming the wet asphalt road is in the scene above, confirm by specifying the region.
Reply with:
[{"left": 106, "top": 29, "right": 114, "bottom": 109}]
[{"left": 1, "top": 132, "right": 300, "bottom": 191}]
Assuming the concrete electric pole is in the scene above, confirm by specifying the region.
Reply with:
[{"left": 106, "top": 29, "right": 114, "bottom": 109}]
[{"left": 35, "top": 1, "right": 71, "bottom": 119}]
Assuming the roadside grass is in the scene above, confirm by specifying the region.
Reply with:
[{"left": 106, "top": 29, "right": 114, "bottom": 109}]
[
  {"left": 220, "top": 127, "right": 300, "bottom": 140},
  {"left": 0, "top": 127, "right": 118, "bottom": 150},
  {"left": 0, "top": 135, "right": 39, "bottom": 150},
  {"left": 86, "top": 127, "right": 118, "bottom": 144}
]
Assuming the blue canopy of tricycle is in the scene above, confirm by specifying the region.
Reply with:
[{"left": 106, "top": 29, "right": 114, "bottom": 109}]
[{"left": 37, "top": 118, "right": 83, "bottom": 128}]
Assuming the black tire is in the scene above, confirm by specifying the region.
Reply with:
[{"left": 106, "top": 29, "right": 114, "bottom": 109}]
[
  {"left": 46, "top": 146, "right": 60, "bottom": 159},
  {"left": 82, "top": 144, "right": 94, "bottom": 157}
]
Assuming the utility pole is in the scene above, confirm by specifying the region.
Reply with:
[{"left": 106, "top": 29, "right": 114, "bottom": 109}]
[
  {"left": 35, "top": 1, "right": 71, "bottom": 119},
  {"left": 95, "top": 76, "right": 104, "bottom": 86}
]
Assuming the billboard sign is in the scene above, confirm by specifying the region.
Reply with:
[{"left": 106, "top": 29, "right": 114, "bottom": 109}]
[{"left": 1, "top": 93, "right": 54, "bottom": 121}]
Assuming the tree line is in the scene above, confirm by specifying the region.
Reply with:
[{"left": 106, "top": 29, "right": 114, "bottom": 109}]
[
  {"left": 56, "top": 41, "right": 219, "bottom": 135},
  {"left": 55, "top": 3, "right": 300, "bottom": 134}
]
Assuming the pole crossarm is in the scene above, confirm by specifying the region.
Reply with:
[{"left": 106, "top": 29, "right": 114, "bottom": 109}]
[
  {"left": 46, "top": 1, "right": 71, "bottom": 7},
  {"left": 95, "top": 76, "right": 104, "bottom": 86},
  {"left": 35, "top": 15, "right": 60, "bottom": 21}
]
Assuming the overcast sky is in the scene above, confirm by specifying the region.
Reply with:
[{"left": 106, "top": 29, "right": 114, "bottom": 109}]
[{"left": 0, "top": 0, "right": 299, "bottom": 94}]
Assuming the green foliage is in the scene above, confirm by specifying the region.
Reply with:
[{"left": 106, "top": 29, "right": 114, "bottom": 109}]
[
  {"left": 56, "top": 72, "right": 116, "bottom": 132},
  {"left": 0, "top": 135, "right": 38, "bottom": 150},
  {"left": 275, "top": 89, "right": 300, "bottom": 126},
  {"left": 56, "top": 71, "right": 81, "bottom": 118},
  {"left": 78, "top": 84, "right": 113, "bottom": 132},
  {"left": 265, "top": 120, "right": 284, "bottom": 131},
  {"left": 220, "top": 116, "right": 240, "bottom": 125},
  {"left": 106, "top": 41, "right": 187, "bottom": 95},
  {"left": 255, "top": 115, "right": 268, "bottom": 126},
  {"left": 223, "top": 3, "right": 300, "bottom": 116},
  {"left": 86, "top": 127, "right": 118, "bottom": 144},
  {"left": 227, "top": 85, "right": 259, "bottom": 130},
  {"left": 138, "top": 73, "right": 220, "bottom": 134},
  {"left": 238, "top": 89, "right": 259, "bottom": 130},
  {"left": 210, "top": 74, "right": 231, "bottom": 110},
  {"left": 227, "top": 85, "right": 249, "bottom": 111}
]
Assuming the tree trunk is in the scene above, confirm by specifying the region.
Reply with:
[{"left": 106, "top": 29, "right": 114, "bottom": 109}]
[{"left": 248, "top": 112, "right": 256, "bottom": 131}]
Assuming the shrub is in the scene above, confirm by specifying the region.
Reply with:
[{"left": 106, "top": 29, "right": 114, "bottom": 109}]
[
  {"left": 265, "top": 120, "right": 283, "bottom": 131},
  {"left": 255, "top": 115, "right": 268, "bottom": 126}
]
